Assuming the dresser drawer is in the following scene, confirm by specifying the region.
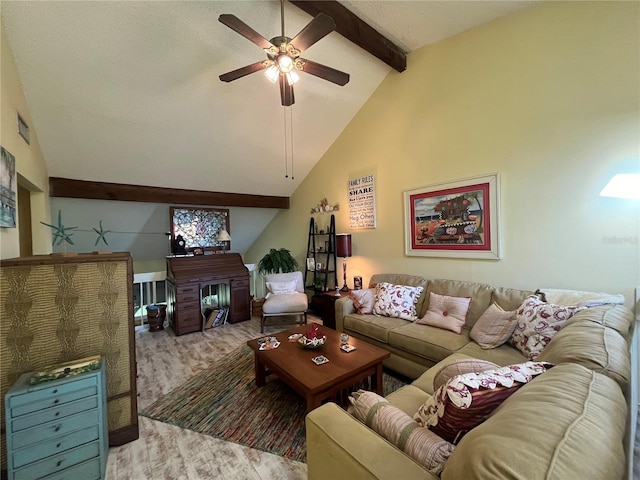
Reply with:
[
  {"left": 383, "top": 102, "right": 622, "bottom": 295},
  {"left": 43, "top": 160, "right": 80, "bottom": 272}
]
[
  {"left": 9, "top": 377, "right": 98, "bottom": 416},
  {"left": 11, "top": 397, "right": 99, "bottom": 432},
  {"left": 12, "top": 410, "right": 99, "bottom": 450},
  {"left": 14, "top": 442, "right": 101, "bottom": 480},
  {"left": 12, "top": 425, "right": 100, "bottom": 468},
  {"left": 43, "top": 457, "right": 102, "bottom": 480}
]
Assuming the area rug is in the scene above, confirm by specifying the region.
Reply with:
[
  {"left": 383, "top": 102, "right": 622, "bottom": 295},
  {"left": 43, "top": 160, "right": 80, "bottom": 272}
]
[{"left": 140, "top": 344, "right": 407, "bottom": 463}]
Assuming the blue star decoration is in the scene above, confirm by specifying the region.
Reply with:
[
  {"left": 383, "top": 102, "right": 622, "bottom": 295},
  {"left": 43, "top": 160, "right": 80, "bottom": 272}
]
[
  {"left": 93, "top": 220, "right": 111, "bottom": 246},
  {"left": 40, "top": 210, "right": 78, "bottom": 246}
]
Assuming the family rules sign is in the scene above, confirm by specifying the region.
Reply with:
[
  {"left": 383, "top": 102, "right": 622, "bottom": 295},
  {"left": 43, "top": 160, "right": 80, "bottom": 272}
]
[{"left": 348, "top": 172, "right": 376, "bottom": 229}]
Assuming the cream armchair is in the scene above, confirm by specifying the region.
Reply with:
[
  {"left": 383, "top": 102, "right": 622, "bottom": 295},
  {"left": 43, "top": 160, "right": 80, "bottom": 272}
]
[{"left": 261, "top": 271, "right": 308, "bottom": 333}]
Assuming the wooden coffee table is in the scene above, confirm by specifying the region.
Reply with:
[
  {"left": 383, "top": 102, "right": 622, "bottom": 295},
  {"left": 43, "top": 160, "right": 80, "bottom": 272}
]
[{"left": 247, "top": 324, "right": 390, "bottom": 412}]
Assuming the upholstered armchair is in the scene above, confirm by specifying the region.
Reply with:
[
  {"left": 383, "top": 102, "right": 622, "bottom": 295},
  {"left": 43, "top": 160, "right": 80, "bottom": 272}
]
[{"left": 261, "top": 271, "right": 308, "bottom": 333}]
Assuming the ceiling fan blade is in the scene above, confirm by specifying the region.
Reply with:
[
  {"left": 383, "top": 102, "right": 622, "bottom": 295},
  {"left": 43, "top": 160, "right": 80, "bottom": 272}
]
[
  {"left": 290, "top": 13, "right": 336, "bottom": 53},
  {"left": 219, "top": 61, "right": 268, "bottom": 83},
  {"left": 297, "top": 59, "right": 350, "bottom": 86},
  {"left": 218, "top": 14, "right": 275, "bottom": 51},
  {"left": 279, "top": 75, "right": 295, "bottom": 106}
]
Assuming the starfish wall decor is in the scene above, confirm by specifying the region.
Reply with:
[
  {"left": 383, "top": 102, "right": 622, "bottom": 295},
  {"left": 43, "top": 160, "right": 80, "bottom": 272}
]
[{"left": 40, "top": 210, "right": 78, "bottom": 246}]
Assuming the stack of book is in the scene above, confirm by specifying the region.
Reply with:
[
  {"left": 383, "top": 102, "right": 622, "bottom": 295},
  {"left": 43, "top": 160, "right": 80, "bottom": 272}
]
[{"left": 203, "top": 306, "right": 229, "bottom": 330}]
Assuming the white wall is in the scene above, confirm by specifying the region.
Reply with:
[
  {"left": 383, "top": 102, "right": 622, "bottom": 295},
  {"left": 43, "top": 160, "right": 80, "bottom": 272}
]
[
  {"left": 245, "top": 1, "right": 640, "bottom": 307},
  {"left": 0, "top": 23, "right": 50, "bottom": 259},
  {"left": 49, "top": 197, "right": 278, "bottom": 272}
]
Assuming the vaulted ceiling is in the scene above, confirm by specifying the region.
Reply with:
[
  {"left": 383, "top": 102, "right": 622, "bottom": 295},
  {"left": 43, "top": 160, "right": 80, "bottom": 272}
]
[{"left": 2, "top": 1, "right": 535, "bottom": 200}]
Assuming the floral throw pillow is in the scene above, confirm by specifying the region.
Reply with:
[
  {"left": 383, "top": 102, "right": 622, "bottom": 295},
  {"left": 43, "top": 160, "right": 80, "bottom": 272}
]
[
  {"left": 372, "top": 282, "right": 424, "bottom": 321},
  {"left": 509, "top": 295, "right": 583, "bottom": 360},
  {"left": 348, "top": 390, "right": 455, "bottom": 475},
  {"left": 416, "top": 292, "right": 472, "bottom": 334},
  {"left": 349, "top": 288, "right": 375, "bottom": 315},
  {"left": 414, "top": 362, "right": 552, "bottom": 444}
]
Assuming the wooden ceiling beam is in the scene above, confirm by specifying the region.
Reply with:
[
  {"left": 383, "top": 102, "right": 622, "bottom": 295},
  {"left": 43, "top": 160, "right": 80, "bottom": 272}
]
[
  {"left": 49, "top": 178, "right": 289, "bottom": 209},
  {"left": 290, "top": 0, "right": 406, "bottom": 72}
]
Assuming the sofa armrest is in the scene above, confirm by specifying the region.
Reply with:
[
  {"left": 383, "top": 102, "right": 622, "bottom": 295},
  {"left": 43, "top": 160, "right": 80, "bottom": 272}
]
[
  {"left": 305, "top": 403, "right": 436, "bottom": 480},
  {"left": 335, "top": 296, "right": 355, "bottom": 332}
]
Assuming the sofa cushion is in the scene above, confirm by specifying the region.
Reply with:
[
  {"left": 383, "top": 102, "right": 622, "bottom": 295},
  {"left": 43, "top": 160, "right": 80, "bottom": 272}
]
[
  {"left": 348, "top": 390, "right": 455, "bottom": 475},
  {"left": 349, "top": 288, "right": 376, "bottom": 315},
  {"left": 373, "top": 282, "right": 424, "bottom": 321},
  {"left": 510, "top": 295, "right": 583, "bottom": 360},
  {"left": 490, "top": 286, "right": 533, "bottom": 311},
  {"left": 537, "top": 319, "right": 631, "bottom": 388},
  {"left": 344, "top": 314, "right": 409, "bottom": 344},
  {"left": 416, "top": 292, "right": 471, "bottom": 334},
  {"left": 457, "top": 341, "right": 527, "bottom": 366},
  {"left": 262, "top": 292, "right": 308, "bottom": 313},
  {"left": 414, "top": 361, "right": 551, "bottom": 444},
  {"left": 425, "top": 279, "right": 493, "bottom": 326},
  {"left": 564, "top": 304, "right": 633, "bottom": 337},
  {"left": 432, "top": 358, "right": 500, "bottom": 391},
  {"left": 441, "top": 364, "right": 627, "bottom": 480},
  {"left": 388, "top": 322, "right": 471, "bottom": 364},
  {"left": 470, "top": 302, "right": 518, "bottom": 349}
]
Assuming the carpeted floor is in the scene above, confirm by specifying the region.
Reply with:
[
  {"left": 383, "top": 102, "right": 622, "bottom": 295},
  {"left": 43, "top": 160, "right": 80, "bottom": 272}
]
[{"left": 140, "top": 344, "right": 406, "bottom": 463}]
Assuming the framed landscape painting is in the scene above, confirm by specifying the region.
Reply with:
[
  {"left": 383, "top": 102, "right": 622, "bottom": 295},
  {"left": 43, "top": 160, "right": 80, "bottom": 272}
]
[
  {"left": 404, "top": 173, "right": 501, "bottom": 259},
  {"left": 1, "top": 147, "right": 17, "bottom": 228}
]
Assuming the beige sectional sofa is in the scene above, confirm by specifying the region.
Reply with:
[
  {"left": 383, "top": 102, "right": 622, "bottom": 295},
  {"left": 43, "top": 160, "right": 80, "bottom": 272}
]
[{"left": 305, "top": 274, "right": 635, "bottom": 480}]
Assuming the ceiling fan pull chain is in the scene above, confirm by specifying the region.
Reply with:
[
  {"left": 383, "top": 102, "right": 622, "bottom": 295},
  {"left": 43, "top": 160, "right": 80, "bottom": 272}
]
[
  {"left": 280, "top": 0, "right": 285, "bottom": 38},
  {"left": 289, "top": 105, "right": 294, "bottom": 180},
  {"left": 283, "top": 106, "right": 289, "bottom": 178}
]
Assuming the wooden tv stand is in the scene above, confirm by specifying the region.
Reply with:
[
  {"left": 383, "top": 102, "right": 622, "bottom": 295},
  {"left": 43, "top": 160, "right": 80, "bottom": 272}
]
[{"left": 166, "top": 254, "right": 250, "bottom": 335}]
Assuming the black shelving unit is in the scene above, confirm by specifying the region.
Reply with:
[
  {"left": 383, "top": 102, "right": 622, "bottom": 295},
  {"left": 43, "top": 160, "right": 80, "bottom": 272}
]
[{"left": 304, "top": 214, "right": 337, "bottom": 293}]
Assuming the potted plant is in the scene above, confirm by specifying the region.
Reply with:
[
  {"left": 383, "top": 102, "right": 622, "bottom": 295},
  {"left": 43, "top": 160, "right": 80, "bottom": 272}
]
[{"left": 258, "top": 248, "right": 299, "bottom": 274}]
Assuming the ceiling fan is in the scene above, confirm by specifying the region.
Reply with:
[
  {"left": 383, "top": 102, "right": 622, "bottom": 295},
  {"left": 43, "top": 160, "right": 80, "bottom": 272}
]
[{"left": 218, "top": 0, "right": 350, "bottom": 106}]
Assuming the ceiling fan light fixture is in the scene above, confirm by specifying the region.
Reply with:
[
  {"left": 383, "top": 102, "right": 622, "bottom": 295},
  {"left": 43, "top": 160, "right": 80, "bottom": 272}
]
[
  {"left": 265, "top": 65, "right": 280, "bottom": 83},
  {"left": 277, "top": 54, "right": 294, "bottom": 72},
  {"left": 286, "top": 70, "right": 299, "bottom": 85}
]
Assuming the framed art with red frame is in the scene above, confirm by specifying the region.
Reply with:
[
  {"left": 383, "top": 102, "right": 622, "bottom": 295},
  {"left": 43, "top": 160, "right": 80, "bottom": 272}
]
[{"left": 403, "top": 173, "right": 501, "bottom": 259}]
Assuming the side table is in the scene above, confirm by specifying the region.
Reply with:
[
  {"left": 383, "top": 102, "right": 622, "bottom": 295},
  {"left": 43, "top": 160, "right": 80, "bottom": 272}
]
[{"left": 316, "top": 290, "right": 350, "bottom": 329}]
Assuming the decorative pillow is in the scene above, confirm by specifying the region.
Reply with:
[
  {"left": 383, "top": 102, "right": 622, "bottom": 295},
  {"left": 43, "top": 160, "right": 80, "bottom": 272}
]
[
  {"left": 265, "top": 280, "right": 297, "bottom": 295},
  {"left": 432, "top": 359, "right": 500, "bottom": 392},
  {"left": 470, "top": 302, "right": 518, "bottom": 349},
  {"left": 348, "top": 390, "right": 455, "bottom": 475},
  {"left": 350, "top": 288, "right": 375, "bottom": 315},
  {"left": 372, "top": 282, "right": 424, "bottom": 321},
  {"left": 414, "top": 361, "right": 552, "bottom": 444},
  {"left": 509, "top": 295, "right": 583, "bottom": 360},
  {"left": 415, "top": 292, "right": 471, "bottom": 334}
]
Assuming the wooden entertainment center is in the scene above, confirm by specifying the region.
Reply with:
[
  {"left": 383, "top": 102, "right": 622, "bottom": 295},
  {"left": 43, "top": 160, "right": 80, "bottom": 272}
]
[{"left": 166, "top": 254, "right": 251, "bottom": 335}]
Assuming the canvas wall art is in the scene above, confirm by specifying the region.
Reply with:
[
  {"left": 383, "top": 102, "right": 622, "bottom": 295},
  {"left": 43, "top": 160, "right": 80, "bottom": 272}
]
[{"left": 0, "top": 147, "right": 17, "bottom": 228}]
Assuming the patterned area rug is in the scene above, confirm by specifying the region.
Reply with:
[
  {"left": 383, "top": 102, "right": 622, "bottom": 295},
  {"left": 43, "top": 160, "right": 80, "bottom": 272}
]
[{"left": 140, "top": 344, "right": 407, "bottom": 463}]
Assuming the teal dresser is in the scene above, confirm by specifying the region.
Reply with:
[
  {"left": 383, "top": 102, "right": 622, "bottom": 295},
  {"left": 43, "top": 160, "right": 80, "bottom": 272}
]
[{"left": 4, "top": 359, "right": 108, "bottom": 480}]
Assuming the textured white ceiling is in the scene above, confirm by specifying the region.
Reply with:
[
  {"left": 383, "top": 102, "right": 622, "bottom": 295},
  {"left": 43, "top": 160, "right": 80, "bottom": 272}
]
[{"left": 2, "top": 1, "right": 535, "bottom": 198}]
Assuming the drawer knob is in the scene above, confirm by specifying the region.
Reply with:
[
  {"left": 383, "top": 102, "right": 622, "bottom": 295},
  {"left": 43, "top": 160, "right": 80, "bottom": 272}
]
[
  {"left": 54, "top": 425, "right": 61, "bottom": 432},
  {"left": 53, "top": 399, "right": 59, "bottom": 404},
  {"left": 55, "top": 412, "right": 60, "bottom": 417},
  {"left": 56, "top": 460, "right": 62, "bottom": 467},
  {"left": 52, "top": 389, "right": 58, "bottom": 394},
  {"left": 56, "top": 442, "right": 61, "bottom": 448}
]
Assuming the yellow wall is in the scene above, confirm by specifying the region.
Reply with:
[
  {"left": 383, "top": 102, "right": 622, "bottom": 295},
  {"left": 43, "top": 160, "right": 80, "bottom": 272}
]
[
  {"left": 1, "top": 22, "right": 50, "bottom": 258},
  {"left": 245, "top": 1, "right": 640, "bottom": 306}
]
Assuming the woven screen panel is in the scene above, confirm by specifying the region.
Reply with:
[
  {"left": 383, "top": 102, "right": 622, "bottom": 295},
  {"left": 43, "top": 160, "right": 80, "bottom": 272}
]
[{"left": 1, "top": 255, "right": 136, "bottom": 466}]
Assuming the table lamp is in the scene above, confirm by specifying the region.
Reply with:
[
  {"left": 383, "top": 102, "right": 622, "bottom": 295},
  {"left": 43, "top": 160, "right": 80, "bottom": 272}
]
[
  {"left": 217, "top": 229, "right": 231, "bottom": 253},
  {"left": 335, "top": 234, "right": 352, "bottom": 292}
]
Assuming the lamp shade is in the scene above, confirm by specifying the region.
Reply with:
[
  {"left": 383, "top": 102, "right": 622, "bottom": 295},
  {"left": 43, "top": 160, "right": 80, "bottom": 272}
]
[
  {"left": 217, "top": 229, "right": 231, "bottom": 242},
  {"left": 336, "top": 234, "right": 352, "bottom": 258}
]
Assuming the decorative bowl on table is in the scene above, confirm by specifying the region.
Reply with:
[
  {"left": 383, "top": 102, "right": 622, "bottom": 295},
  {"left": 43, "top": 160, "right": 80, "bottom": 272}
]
[{"left": 298, "top": 335, "right": 327, "bottom": 349}]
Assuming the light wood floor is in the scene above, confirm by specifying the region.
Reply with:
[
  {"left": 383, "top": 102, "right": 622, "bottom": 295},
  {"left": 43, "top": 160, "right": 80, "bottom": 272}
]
[{"left": 105, "top": 315, "right": 319, "bottom": 480}]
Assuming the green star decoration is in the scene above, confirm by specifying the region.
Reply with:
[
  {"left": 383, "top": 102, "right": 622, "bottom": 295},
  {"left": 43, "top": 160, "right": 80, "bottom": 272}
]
[
  {"left": 93, "top": 220, "right": 111, "bottom": 246},
  {"left": 40, "top": 210, "right": 78, "bottom": 246}
]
